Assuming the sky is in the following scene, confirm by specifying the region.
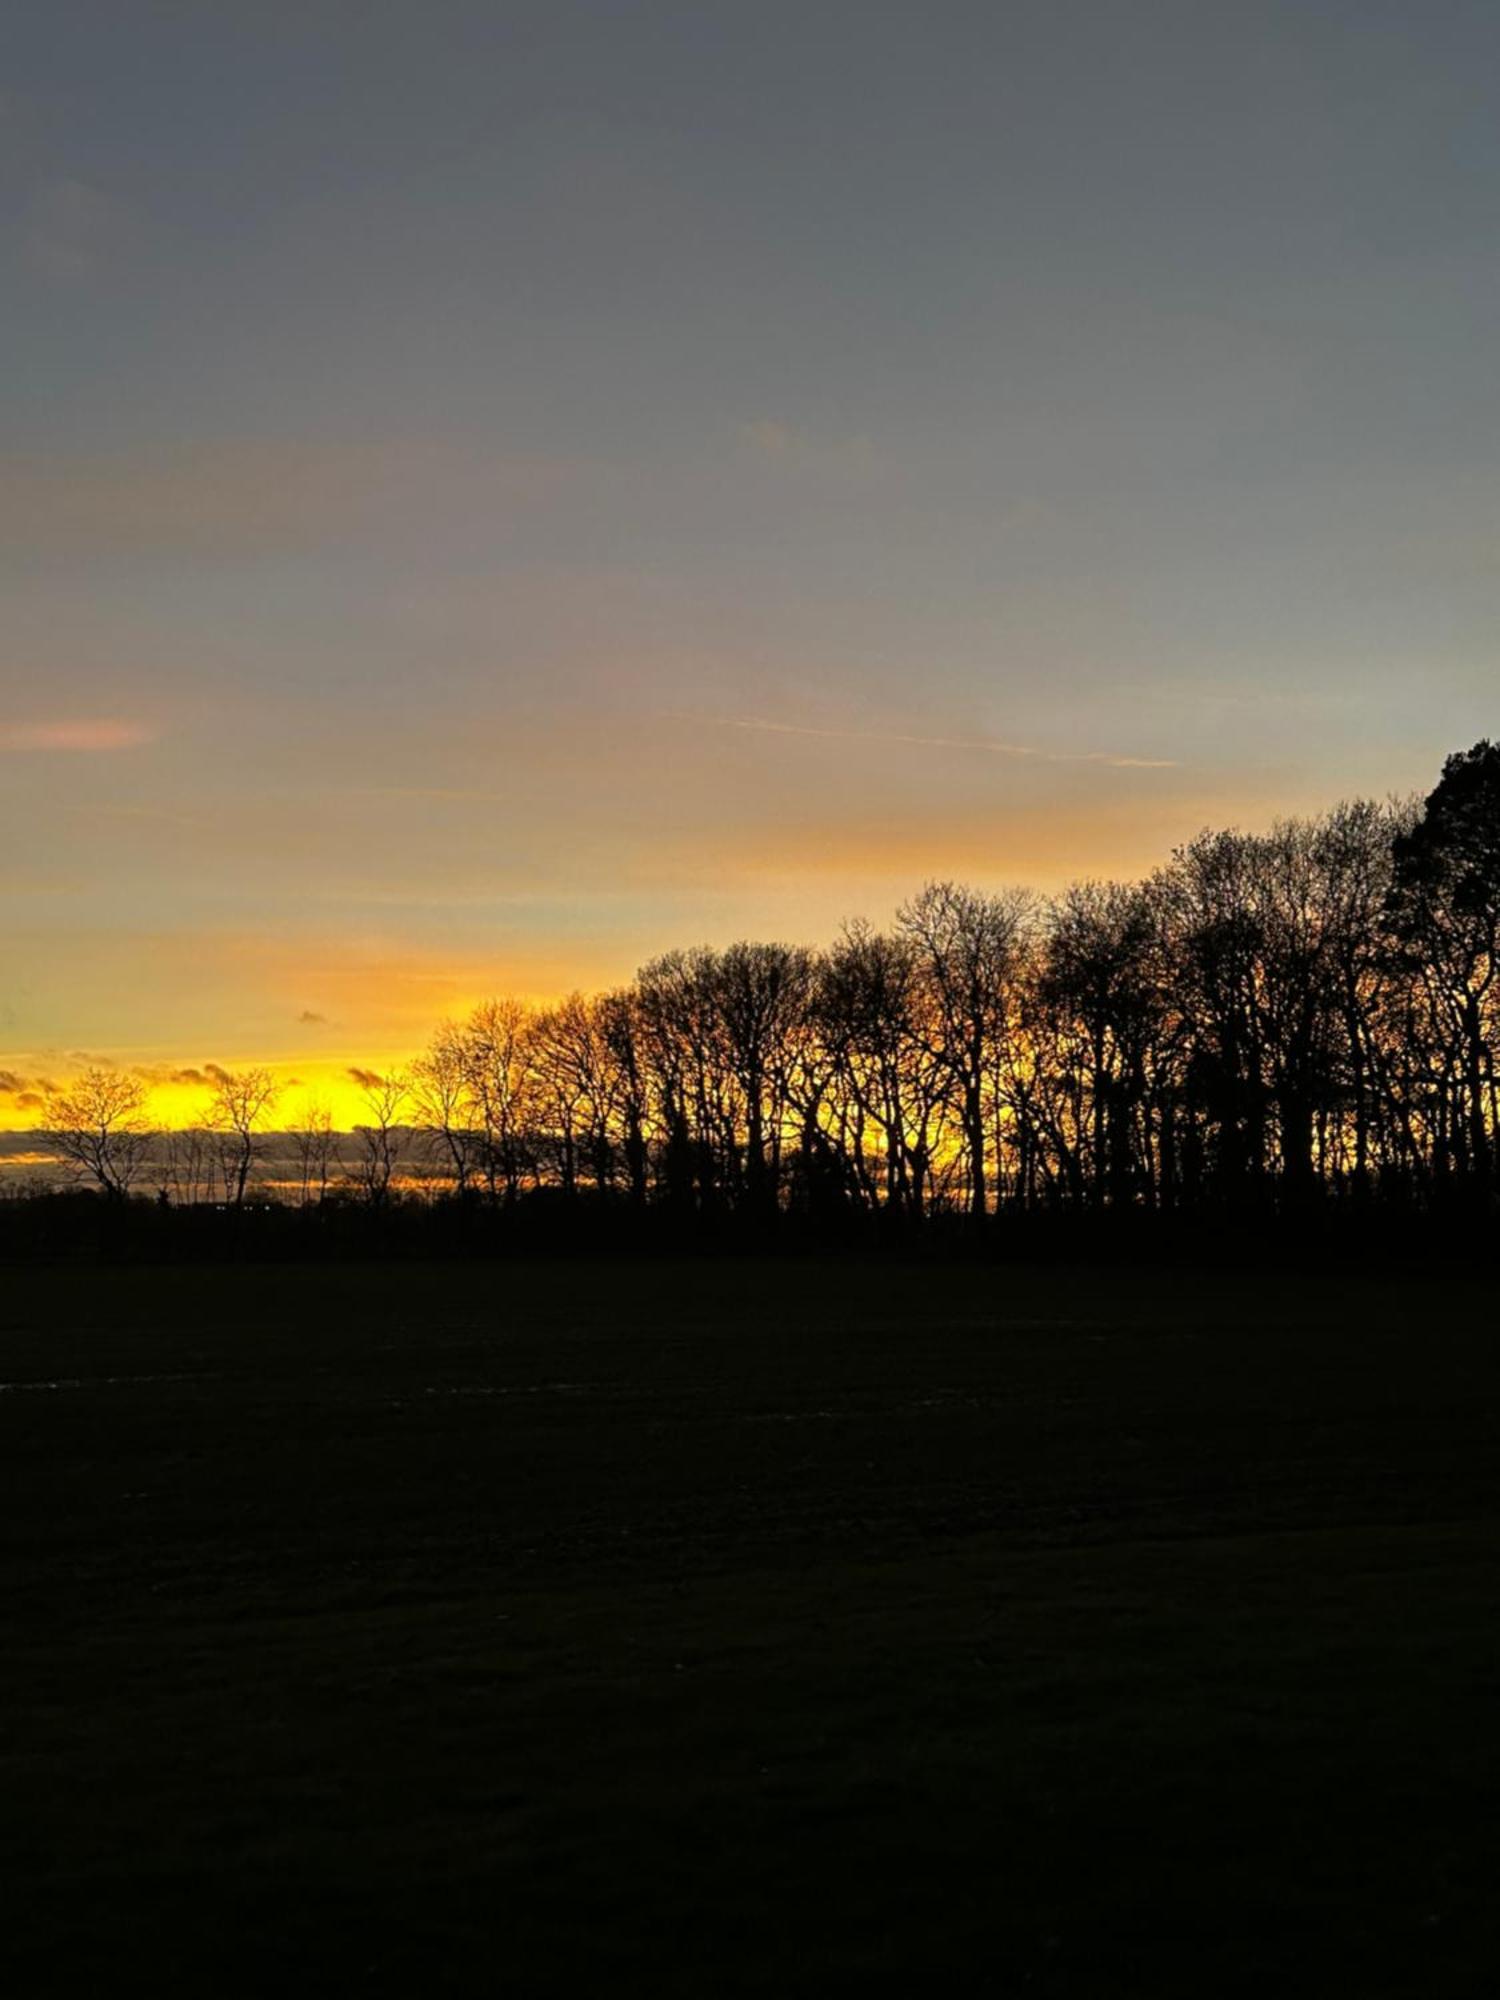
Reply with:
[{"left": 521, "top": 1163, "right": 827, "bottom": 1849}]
[{"left": 4, "top": 1, "right": 1500, "bottom": 1124}]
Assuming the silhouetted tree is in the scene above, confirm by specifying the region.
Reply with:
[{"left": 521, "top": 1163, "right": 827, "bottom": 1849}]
[
  {"left": 460, "top": 999, "right": 533, "bottom": 1204},
  {"left": 1040, "top": 880, "right": 1165, "bottom": 1208},
  {"left": 1388, "top": 742, "right": 1500, "bottom": 1192},
  {"left": 899, "top": 882, "right": 1034, "bottom": 1221},
  {"left": 598, "top": 988, "right": 650, "bottom": 1208},
  {"left": 159, "top": 1125, "right": 214, "bottom": 1207},
  {"left": 412, "top": 1023, "right": 481, "bottom": 1197},
  {"left": 23, "top": 745, "right": 1500, "bottom": 1234},
  {"left": 290, "top": 1096, "right": 340, "bottom": 1206},
  {"left": 351, "top": 1069, "right": 410, "bottom": 1208},
  {"left": 40, "top": 1067, "right": 154, "bottom": 1197},
  {"left": 206, "top": 1065, "right": 279, "bottom": 1207},
  {"left": 814, "top": 923, "right": 949, "bottom": 1221}
]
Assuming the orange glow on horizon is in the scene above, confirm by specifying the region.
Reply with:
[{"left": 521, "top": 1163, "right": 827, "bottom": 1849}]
[
  {"left": 0, "top": 774, "right": 1364, "bottom": 1139},
  {"left": 0, "top": 1057, "right": 431, "bottom": 1138}
]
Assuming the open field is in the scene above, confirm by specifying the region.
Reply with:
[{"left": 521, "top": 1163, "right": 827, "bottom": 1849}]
[{"left": 4, "top": 1256, "right": 1500, "bottom": 1995}]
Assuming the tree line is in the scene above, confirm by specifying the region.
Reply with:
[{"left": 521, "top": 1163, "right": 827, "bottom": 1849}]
[{"left": 32, "top": 741, "right": 1500, "bottom": 1230}]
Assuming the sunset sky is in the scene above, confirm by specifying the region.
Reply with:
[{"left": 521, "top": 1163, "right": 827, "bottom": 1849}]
[{"left": 5, "top": 2, "right": 1500, "bottom": 1125}]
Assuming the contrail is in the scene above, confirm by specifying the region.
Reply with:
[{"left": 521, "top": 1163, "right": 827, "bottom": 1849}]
[{"left": 697, "top": 715, "right": 1177, "bottom": 770}]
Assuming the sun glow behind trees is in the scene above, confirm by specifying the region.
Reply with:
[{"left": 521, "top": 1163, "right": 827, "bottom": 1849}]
[{"left": 16, "top": 744, "right": 1500, "bottom": 1216}]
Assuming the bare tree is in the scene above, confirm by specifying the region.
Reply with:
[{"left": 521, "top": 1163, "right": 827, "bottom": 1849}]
[
  {"left": 598, "top": 987, "right": 650, "bottom": 1207},
  {"left": 1041, "top": 880, "right": 1167, "bottom": 1208},
  {"left": 351, "top": 1069, "right": 410, "bottom": 1208},
  {"left": 204, "top": 1066, "right": 279, "bottom": 1207},
  {"left": 158, "top": 1125, "right": 214, "bottom": 1206},
  {"left": 412, "top": 1023, "right": 480, "bottom": 1197},
  {"left": 460, "top": 1000, "right": 533, "bottom": 1204},
  {"left": 711, "top": 942, "right": 817, "bottom": 1215},
  {"left": 290, "top": 1095, "right": 340, "bottom": 1206},
  {"left": 41, "top": 1067, "right": 154, "bottom": 1197},
  {"left": 898, "top": 882, "right": 1034, "bottom": 1220},
  {"left": 813, "top": 922, "right": 950, "bottom": 1221},
  {"left": 527, "top": 995, "right": 595, "bottom": 1197}
]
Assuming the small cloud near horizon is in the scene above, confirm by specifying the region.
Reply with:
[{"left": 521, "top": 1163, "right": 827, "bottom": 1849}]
[
  {"left": 297, "top": 1010, "right": 329, "bottom": 1025},
  {"left": 0, "top": 1070, "right": 56, "bottom": 1112}
]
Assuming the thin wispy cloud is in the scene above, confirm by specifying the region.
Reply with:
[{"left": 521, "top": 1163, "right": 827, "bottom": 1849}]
[
  {"left": 74, "top": 803, "right": 203, "bottom": 829},
  {"left": 698, "top": 715, "right": 1177, "bottom": 770},
  {"left": 0, "top": 720, "right": 154, "bottom": 752},
  {"left": 0, "top": 440, "right": 601, "bottom": 559},
  {"left": 345, "top": 785, "right": 511, "bottom": 804}
]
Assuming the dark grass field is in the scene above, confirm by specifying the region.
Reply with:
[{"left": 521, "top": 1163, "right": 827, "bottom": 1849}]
[{"left": 4, "top": 1256, "right": 1500, "bottom": 1996}]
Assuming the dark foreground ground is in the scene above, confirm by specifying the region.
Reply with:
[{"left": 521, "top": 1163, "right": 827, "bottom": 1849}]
[{"left": 3, "top": 1257, "right": 1499, "bottom": 1996}]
